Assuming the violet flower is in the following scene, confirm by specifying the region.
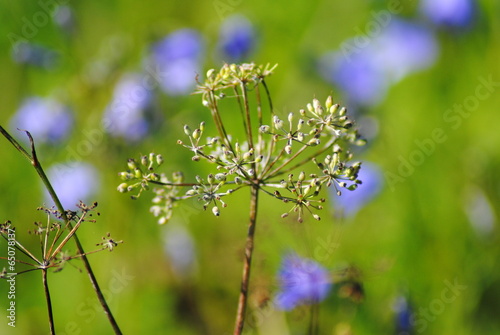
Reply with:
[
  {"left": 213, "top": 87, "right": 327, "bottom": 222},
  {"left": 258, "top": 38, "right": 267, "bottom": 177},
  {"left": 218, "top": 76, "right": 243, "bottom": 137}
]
[
  {"left": 150, "top": 29, "right": 204, "bottom": 95},
  {"left": 11, "top": 42, "right": 58, "bottom": 68},
  {"left": 103, "top": 73, "right": 152, "bottom": 141},
  {"left": 275, "top": 254, "right": 332, "bottom": 310},
  {"left": 319, "top": 19, "right": 438, "bottom": 107},
  {"left": 331, "top": 162, "right": 382, "bottom": 218},
  {"left": 163, "top": 224, "right": 198, "bottom": 279},
  {"left": 10, "top": 96, "right": 73, "bottom": 144},
  {"left": 393, "top": 295, "right": 414, "bottom": 334},
  {"left": 217, "top": 14, "right": 256, "bottom": 62},
  {"left": 45, "top": 162, "right": 99, "bottom": 210},
  {"left": 419, "top": 0, "right": 475, "bottom": 28}
]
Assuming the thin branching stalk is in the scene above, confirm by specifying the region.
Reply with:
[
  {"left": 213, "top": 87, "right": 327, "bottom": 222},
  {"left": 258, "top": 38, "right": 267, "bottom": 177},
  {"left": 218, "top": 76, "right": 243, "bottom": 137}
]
[
  {"left": 234, "top": 183, "right": 259, "bottom": 335},
  {"left": 0, "top": 126, "right": 122, "bottom": 335},
  {"left": 42, "top": 268, "right": 55, "bottom": 335}
]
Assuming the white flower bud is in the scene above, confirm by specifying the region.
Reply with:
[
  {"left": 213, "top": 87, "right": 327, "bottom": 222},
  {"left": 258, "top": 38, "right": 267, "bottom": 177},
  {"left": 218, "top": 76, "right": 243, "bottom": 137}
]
[
  {"left": 212, "top": 206, "right": 220, "bottom": 216},
  {"left": 325, "top": 96, "right": 334, "bottom": 109},
  {"left": 117, "top": 183, "right": 128, "bottom": 193}
]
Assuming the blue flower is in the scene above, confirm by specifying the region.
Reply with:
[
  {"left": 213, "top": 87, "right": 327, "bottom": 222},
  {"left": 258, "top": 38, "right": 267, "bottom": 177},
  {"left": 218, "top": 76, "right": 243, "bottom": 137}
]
[
  {"left": 217, "top": 15, "right": 256, "bottom": 62},
  {"left": 275, "top": 254, "right": 332, "bottom": 310},
  {"left": 163, "top": 224, "right": 197, "bottom": 278},
  {"left": 331, "top": 162, "right": 382, "bottom": 218},
  {"left": 10, "top": 96, "right": 73, "bottom": 144},
  {"left": 419, "top": 0, "right": 475, "bottom": 28},
  {"left": 371, "top": 19, "right": 438, "bottom": 83},
  {"left": 392, "top": 295, "right": 414, "bottom": 333},
  {"left": 11, "top": 42, "right": 58, "bottom": 68},
  {"left": 45, "top": 162, "right": 99, "bottom": 210},
  {"left": 150, "top": 29, "right": 204, "bottom": 95},
  {"left": 320, "top": 49, "right": 389, "bottom": 107},
  {"left": 53, "top": 5, "right": 76, "bottom": 34},
  {"left": 319, "top": 19, "right": 438, "bottom": 107},
  {"left": 103, "top": 73, "right": 152, "bottom": 141}
]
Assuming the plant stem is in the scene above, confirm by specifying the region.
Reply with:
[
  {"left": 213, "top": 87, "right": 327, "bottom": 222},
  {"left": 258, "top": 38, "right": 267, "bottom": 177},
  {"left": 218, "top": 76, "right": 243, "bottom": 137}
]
[
  {"left": 42, "top": 268, "right": 55, "bottom": 335},
  {"left": 0, "top": 127, "right": 122, "bottom": 335},
  {"left": 233, "top": 183, "right": 259, "bottom": 335}
]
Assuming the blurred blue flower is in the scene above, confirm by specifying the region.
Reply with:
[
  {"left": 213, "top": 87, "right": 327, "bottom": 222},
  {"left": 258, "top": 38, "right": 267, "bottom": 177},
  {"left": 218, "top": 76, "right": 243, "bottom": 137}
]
[
  {"left": 419, "top": 0, "right": 475, "bottom": 28},
  {"left": 392, "top": 295, "right": 414, "bottom": 334},
  {"left": 163, "top": 224, "right": 198, "bottom": 279},
  {"left": 320, "top": 49, "right": 389, "bottom": 107},
  {"left": 372, "top": 19, "right": 438, "bottom": 83},
  {"left": 217, "top": 14, "right": 256, "bottom": 62},
  {"left": 331, "top": 162, "right": 382, "bottom": 218},
  {"left": 10, "top": 96, "right": 73, "bottom": 144},
  {"left": 45, "top": 162, "right": 99, "bottom": 210},
  {"left": 275, "top": 254, "right": 332, "bottom": 310},
  {"left": 319, "top": 19, "right": 438, "bottom": 107},
  {"left": 11, "top": 42, "right": 58, "bottom": 68},
  {"left": 150, "top": 29, "right": 204, "bottom": 95},
  {"left": 54, "top": 5, "right": 76, "bottom": 34},
  {"left": 464, "top": 185, "right": 496, "bottom": 238},
  {"left": 103, "top": 73, "right": 152, "bottom": 141}
]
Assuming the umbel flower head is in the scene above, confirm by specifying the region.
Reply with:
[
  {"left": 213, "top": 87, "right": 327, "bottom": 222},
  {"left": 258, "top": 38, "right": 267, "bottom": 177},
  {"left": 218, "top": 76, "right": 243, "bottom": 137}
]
[
  {"left": 118, "top": 63, "right": 365, "bottom": 224},
  {"left": 275, "top": 254, "right": 332, "bottom": 310}
]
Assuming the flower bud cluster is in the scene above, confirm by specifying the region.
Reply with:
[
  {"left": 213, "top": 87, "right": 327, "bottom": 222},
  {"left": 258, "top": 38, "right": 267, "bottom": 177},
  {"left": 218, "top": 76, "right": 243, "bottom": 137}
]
[{"left": 117, "top": 153, "right": 165, "bottom": 199}]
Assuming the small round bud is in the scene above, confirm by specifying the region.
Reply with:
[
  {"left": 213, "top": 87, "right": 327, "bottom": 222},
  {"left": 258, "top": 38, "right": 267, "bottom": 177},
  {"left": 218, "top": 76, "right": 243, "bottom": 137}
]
[
  {"left": 339, "top": 182, "right": 347, "bottom": 188},
  {"left": 215, "top": 173, "right": 226, "bottom": 181},
  {"left": 183, "top": 125, "right": 191, "bottom": 136},
  {"left": 207, "top": 174, "right": 215, "bottom": 184},
  {"left": 117, "top": 183, "right": 128, "bottom": 193},
  {"left": 234, "top": 177, "right": 243, "bottom": 185},
  {"left": 288, "top": 112, "right": 294, "bottom": 123},
  {"left": 313, "top": 98, "right": 320, "bottom": 110},
  {"left": 329, "top": 104, "right": 339, "bottom": 115},
  {"left": 307, "top": 138, "right": 320, "bottom": 146},
  {"left": 298, "top": 171, "right": 305, "bottom": 182},
  {"left": 307, "top": 103, "right": 314, "bottom": 113},
  {"left": 134, "top": 168, "right": 142, "bottom": 179},
  {"left": 355, "top": 139, "right": 367, "bottom": 146},
  {"left": 127, "top": 159, "right": 137, "bottom": 170},
  {"left": 156, "top": 154, "right": 164, "bottom": 166},
  {"left": 212, "top": 206, "right": 220, "bottom": 216},
  {"left": 313, "top": 214, "right": 321, "bottom": 221},
  {"left": 141, "top": 155, "right": 149, "bottom": 167},
  {"left": 260, "top": 125, "right": 271, "bottom": 133},
  {"left": 192, "top": 128, "right": 201, "bottom": 140},
  {"left": 186, "top": 189, "right": 197, "bottom": 196},
  {"left": 285, "top": 145, "right": 292, "bottom": 154},
  {"left": 297, "top": 119, "right": 305, "bottom": 130},
  {"left": 325, "top": 96, "right": 334, "bottom": 109},
  {"left": 192, "top": 155, "right": 200, "bottom": 162},
  {"left": 119, "top": 172, "right": 131, "bottom": 180}
]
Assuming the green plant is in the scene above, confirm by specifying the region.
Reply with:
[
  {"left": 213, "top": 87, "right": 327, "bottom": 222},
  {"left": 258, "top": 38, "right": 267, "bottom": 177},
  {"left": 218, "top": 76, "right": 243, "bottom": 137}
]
[{"left": 117, "top": 63, "right": 365, "bottom": 334}]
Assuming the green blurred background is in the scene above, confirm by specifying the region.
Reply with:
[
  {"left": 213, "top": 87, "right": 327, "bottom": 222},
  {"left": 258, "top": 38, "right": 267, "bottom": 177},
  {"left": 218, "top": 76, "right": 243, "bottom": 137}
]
[{"left": 0, "top": 0, "right": 499, "bottom": 334}]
